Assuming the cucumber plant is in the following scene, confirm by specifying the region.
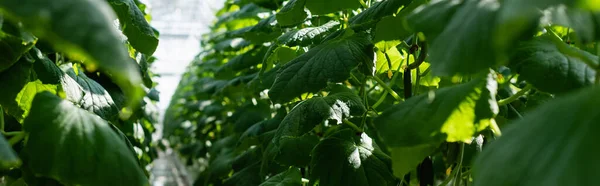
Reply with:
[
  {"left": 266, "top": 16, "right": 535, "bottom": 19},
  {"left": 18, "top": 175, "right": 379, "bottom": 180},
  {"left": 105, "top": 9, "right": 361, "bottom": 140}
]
[
  {"left": 175, "top": 0, "right": 599, "bottom": 185},
  {"left": 0, "top": 0, "right": 160, "bottom": 185}
]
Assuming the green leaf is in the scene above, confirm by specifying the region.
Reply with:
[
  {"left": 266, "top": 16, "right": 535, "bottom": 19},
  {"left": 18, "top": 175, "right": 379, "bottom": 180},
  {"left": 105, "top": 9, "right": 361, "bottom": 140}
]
[
  {"left": 277, "top": 21, "right": 340, "bottom": 46},
  {"left": 422, "top": 0, "right": 502, "bottom": 76},
  {"left": 389, "top": 144, "right": 438, "bottom": 178},
  {"left": 217, "top": 47, "right": 268, "bottom": 77},
  {"left": 0, "top": 58, "right": 32, "bottom": 121},
  {"left": 473, "top": 86, "right": 600, "bottom": 186},
  {"left": 0, "top": 32, "right": 35, "bottom": 72},
  {"left": 61, "top": 65, "right": 121, "bottom": 122},
  {"left": 229, "top": 15, "right": 281, "bottom": 44},
  {"left": 375, "top": 45, "right": 403, "bottom": 75},
  {"left": 373, "top": 0, "right": 428, "bottom": 52},
  {"left": 547, "top": 6, "right": 600, "bottom": 44},
  {"left": 305, "top": 0, "right": 362, "bottom": 15},
  {"left": 223, "top": 162, "right": 262, "bottom": 186},
  {"left": 272, "top": 85, "right": 365, "bottom": 145},
  {"left": 309, "top": 129, "right": 396, "bottom": 186},
  {"left": 31, "top": 51, "right": 121, "bottom": 122},
  {"left": 375, "top": 72, "right": 498, "bottom": 147},
  {"left": 216, "top": 3, "right": 269, "bottom": 30},
  {"left": 23, "top": 92, "right": 148, "bottom": 186},
  {"left": 259, "top": 168, "right": 303, "bottom": 186},
  {"left": 349, "top": 0, "right": 410, "bottom": 27},
  {"left": 269, "top": 35, "right": 374, "bottom": 103},
  {"left": 273, "top": 134, "right": 319, "bottom": 166},
  {"left": 405, "top": 0, "right": 462, "bottom": 40},
  {"left": 16, "top": 80, "right": 58, "bottom": 119},
  {"left": 107, "top": 0, "right": 159, "bottom": 55},
  {"left": 276, "top": 0, "right": 308, "bottom": 27},
  {"left": 0, "top": 134, "right": 20, "bottom": 169},
  {"left": 509, "top": 34, "right": 596, "bottom": 94},
  {"left": 0, "top": 0, "right": 144, "bottom": 108}
]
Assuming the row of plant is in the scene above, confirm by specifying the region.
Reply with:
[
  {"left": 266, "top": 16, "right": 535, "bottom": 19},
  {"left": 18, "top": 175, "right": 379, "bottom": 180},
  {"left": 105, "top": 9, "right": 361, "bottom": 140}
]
[
  {"left": 0, "top": 0, "right": 160, "bottom": 185},
  {"left": 165, "top": 0, "right": 600, "bottom": 185}
]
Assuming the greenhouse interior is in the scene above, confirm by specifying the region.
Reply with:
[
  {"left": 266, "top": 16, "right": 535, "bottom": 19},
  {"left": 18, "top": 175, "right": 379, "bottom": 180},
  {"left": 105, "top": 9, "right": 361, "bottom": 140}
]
[{"left": 1, "top": 0, "right": 599, "bottom": 186}]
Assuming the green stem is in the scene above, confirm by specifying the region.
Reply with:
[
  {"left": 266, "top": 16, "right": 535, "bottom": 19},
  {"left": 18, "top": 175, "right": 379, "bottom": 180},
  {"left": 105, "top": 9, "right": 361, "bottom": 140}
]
[
  {"left": 8, "top": 131, "right": 25, "bottom": 146},
  {"left": 0, "top": 106, "right": 4, "bottom": 132},
  {"left": 343, "top": 119, "right": 363, "bottom": 133},
  {"left": 498, "top": 84, "right": 533, "bottom": 106},
  {"left": 372, "top": 76, "right": 402, "bottom": 101},
  {"left": 372, "top": 91, "right": 388, "bottom": 109},
  {"left": 2, "top": 131, "right": 22, "bottom": 136},
  {"left": 439, "top": 143, "right": 465, "bottom": 186}
]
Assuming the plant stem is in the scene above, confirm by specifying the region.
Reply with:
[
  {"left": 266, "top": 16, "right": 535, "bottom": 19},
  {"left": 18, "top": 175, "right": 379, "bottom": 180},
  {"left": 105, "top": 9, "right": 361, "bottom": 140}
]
[
  {"left": 439, "top": 143, "right": 465, "bottom": 186},
  {"left": 372, "top": 76, "right": 402, "bottom": 101},
  {"left": 2, "top": 131, "right": 22, "bottom": 136},
  {"left": 8, "top": 131, "right": 25, "bottom": 146},
  {"left": 343, "top": 119, "right": 362, "bottom": 132},
  {"left": 372, "top": 92, "right": 388, "bottom": 109},
  {"left": 498, "top": 84, "right": 533, "bottom": 106}
]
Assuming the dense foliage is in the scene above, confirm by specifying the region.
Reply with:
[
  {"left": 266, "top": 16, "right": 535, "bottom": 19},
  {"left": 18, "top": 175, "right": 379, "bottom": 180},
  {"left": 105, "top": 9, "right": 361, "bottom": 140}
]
[
  {"left": 165, "top": 0, "right": 600, "bottom": 185},
  {"left": 0, "top": 0, "right": 160, "bottom": 185}
]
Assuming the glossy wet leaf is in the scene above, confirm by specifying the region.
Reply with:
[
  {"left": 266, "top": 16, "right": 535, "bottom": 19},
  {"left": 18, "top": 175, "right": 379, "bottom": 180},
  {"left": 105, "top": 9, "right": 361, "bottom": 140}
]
[
  {"left": 0, "top": 0, "right": 144, "bottom": 107},
  {"left": 269, "top": 35, "right": 374, "bottom": 103},
  {"left": 277, "top": 21, "right": 340, "bottom": 46},
  {"left": 474, "top": 86, "right": 600, "bottom": 186},
  {"left": 276, "top": 0, "right": 307, "bottom": 27},
  {"left": 108, "top": 0, "right": 159, "bottom": 55},
  {"left": 259, "top": 168, "right": 302, "bottom": 186},
  {"left": 509, "top": 34, "right": 596, "bottom": 94},
  {"left": 375, "top": 72, "right": 498, "bottom": 147},
  {"left": 310, "top": 129, "right": 396, "bottom": 186},
  {"left": 23, "top": 92, "right": 148, "bottom": 186}
]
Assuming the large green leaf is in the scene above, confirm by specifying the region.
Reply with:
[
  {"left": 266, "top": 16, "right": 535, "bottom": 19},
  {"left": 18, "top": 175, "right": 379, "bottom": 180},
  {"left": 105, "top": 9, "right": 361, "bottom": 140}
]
[
  {"left": 421, "top": 0, "right": 502, "bottom": 76},
  {"left": 269, "top": 35, "right": 374, "bottom": 103},
  {"left": 473, "top": 86, "right": 600, "bottom": 186},
  {"left": 0, "top": 31, "right": 35, "bottom": 72},
  {"left": 107, "top": 0, "right": 159, "bottom": 55},
  {"left": 277, "top": 21, "right": 340, "bottom": 46},
  {"left": 0, "top": 0, "right": 144, "bottom": 107},
  {"left": 272, "top": 85, "right": 365, "bottom": 144},
  {"left": 259, "top": 168, "right": 302, "bottom": 186},
  {"left": 309, "top": 129, "right": 396, "bottom": 186},
  {"left": 509, "top": 34, "right": 596, "bottom": 94},
  {"left": 0, "top": 134, "right": 20, "bottom": 169},
  {"left": 276, "top": 0, "right": 308, "bottom": 27},
  {"left": 305, "top": 0, "right": 362, "bottom": 15},
  {"left": 23, "top": 92, "right": 148, "bottom": 186},
  {"left": 375, "top": 72, "right": 498, "bottom": 147},
  {"left": 270, "top": 85, "right": 365, "bottom": 166},
  {"left": 405, "top": 0, "right": 462, "bottom": 40},
  {"left": 32, "top": 51, "right": 121, "bottom": 122},
  {"left": 61, "top": 65, "right": 121, "bottom": 122}
]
